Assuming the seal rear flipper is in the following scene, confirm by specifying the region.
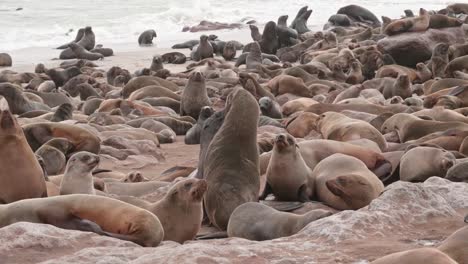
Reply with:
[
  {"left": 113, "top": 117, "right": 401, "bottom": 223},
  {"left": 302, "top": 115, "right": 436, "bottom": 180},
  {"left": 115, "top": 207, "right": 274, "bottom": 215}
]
[
  {"left": 42, "top": 213, "right": 106, "bottom": 235},
  {"left": 196, "top": 231, "right": 228, "bottom": 240}
]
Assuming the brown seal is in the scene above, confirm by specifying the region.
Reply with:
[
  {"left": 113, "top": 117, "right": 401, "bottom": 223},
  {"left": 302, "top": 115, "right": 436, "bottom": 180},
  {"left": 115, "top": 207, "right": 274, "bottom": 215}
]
[
  {"left": 266, "top": 75, "right": 311, "bottom": 97},
  {"left": 371, "top": 248, "right": 457, "bottom": 264},
  {"left": 122, "top": 178, "right": 207, "bottom": 243},
  {"left": 0, "top": 53, "right": 12, "bottom": 67},
  {"left": 203, "top": 88, "right": 260, "bottom": 230},
  {"left": 447, "top": 3, "right": 468, "bottom": 14},
  {"left": 313, "top": 153, "right": 384, "bottom": 210},
  {"left": 446, "top": 161, "right": 468, "bottom": 182},
  {"left": 399, "top": 146, "right": 455, "bottom": 182},
  {"left": 259, "top": 96, "right": 282, "bottom": 119},
  {"left": 122, "top": 75, "right": 179, "bottom": 98},
  {"left": 0, "top": 100, "right": 47, "bottom": 203},
  {"left": 384, "top": 8, "right": 430, "bottom": 36},
  {"left": 59, "top": 151, "right": 100, "bottom": 195},
  {"left": 260, "top": 139, "right": 392, "bottom": 181},
  {"left": 190, "top": 35, "right": 214, "bottom": 61},
  {"left": 185, "top": 106, "right": 214, "bottom": 145},
  {"left": 150, "top": 55, "right": 163, "bottom": 72},
  {"left": 128, "top": 85, "right": 181, "bottom": 101},
  {"left": 180, "top": 71, "right": 211, "bottom": 120},
  {"left": 161, "top": 52, "right": 186, "bottom": 64},
  {"left": 22, "top": 122, "right": 101, "bottom": 154},
  {"left": 446, "top": 55, "right": 468, "bottom": 77},
  {"left": 264, "top": 133, "right": 314, "bottom": 202},
  {"left": 317, "top": 112, "right": 387, "bottom": 151},
  {"left": 382, "top": 74, "right": 412, "bottom": 99},
  {"left": 58, "top": 26, "right": 96, "bottom": 59},
  {"left": 227, "top": 202, "right": 332, "bottom": 241},
  {"left": 437, "top": 225, "right": 468, "bottom": 263},
  {"left": 68, "top": 43, "right": 104, "bottom": 61},
  {"left": 429, "top": 14, "right": 463, "bottom": 29},
  {"left": 285, "top": 112, "right": 318, "bottom": 138},
  {"left": 0, "top": 194, "right": 164, "bottom": 247},
  {"left": 35, "top": 137, "right": 73, "bottom": 175},
  {"left": 138, "top": 29, "right": 157, "bottom": 45},
  {"left": 430, "top": 43, "right": 450, "bottom": 78}
]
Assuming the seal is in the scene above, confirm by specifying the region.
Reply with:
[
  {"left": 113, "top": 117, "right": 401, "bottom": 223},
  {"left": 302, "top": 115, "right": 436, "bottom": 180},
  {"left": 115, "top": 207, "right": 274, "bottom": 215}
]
[
  {"left": 0, "top": 83, "right": 51, "bottom": 114},
  {"left": 22, "top": 122, "right": 101, "bottom": 154},
  {"left": 35, "top": 137, "right": 73, "bottom": 175},
  {"left": 445, "top": 161, "right": 468, "bottom": 182},
  {"left": 191, "top": 35, "right": 214, "bottom": 62},
  {"left": 259, "top": 21, "right": 279, "bottom": 54},
  {"left": 185, "top": 106, "right": 214, "bottom": 145},
  {"left": 150, "top": 55, "right": 164, "bottom": 72},
  {"left": 249, "top": 24, "right": 262, "bottom": 41},
  {"left": 447, "top": 3, "right": 468, "bottom": 14},
  {"left": 180, "top": 71, "right": 211, "bottom": 120},
  {"left": 430, "top": 43, "right": 450, "bottom": 78},
  {"left": 0, "top": 194, "right": 164, "bottom": 247},
  {"left": 313, "top": 153, "right": 384, "bottom": 210},
  {"left": 399, "top": 146, "right": 455, "bottom": 182},
  {"left": 0, "top": 53, "right": 12, "bottom": 67},
  {"left": 222, "top": 41, "right": 237, "bottom": 61},
  {"left": 383, "top": 74, "right": 412, "bottom": 99},
  {"left": 437, "top": 225, "right": 468, "bottom": 263},
  {"left": 123, "top": 178, "right": 207, "bottom": 243},
  {"left": 138, "top": 29, "right": 157, "bottom": 45},
  {"left": 128, "top": 85, "right": 180, "bottom": 102},
  {"left": 68, "top": 43, "right": 103, "bottom": 61},
  {"left": 56, "top": 27, "right": 84, "bottom": 49},
  {"left": 264, "top": 133, "right": 314, "bottom": 202},
  {"left": 429, "top": 14, "right": 463, "bottom": 29},
  {"left": 161, "top": 52, "right": 187, "bottom": 64},
  {"left": 227, "top": 202, "right": 332, "bottom": 241},
  {"left": 47, "top": 66, "right": 82, "bottom": 87},
  {"left": 384, "top": 8, "right": 430, "bottom": 36},
  {"left": 203, "top": 88, "right": 260, "bottom": 230},
  {"left": 317, "top": 112, "right": 387, "bottom": 151},
  {"left": 0, "top": 100, "right": 47, "bottom": 203},
  {"left": 245, "top": 41, "right": 263, "bottom": 70},
  {"left": 59, "top": 26, "right": 96, "bottom": 59},
  {"left": 59, "top": 151, "right": 100, "bottom": 195},
  {"left": 371, "top": 248, "right": 457, "bottom": 264},
  {"left": 337, "top": 5, "right": 381, "bottom": 27},
  {"left": 259, "top": 96, "right": 282, "bottom": 119},
  {"left": 446, "top": 55, "right": 468, "bottom": 77}
]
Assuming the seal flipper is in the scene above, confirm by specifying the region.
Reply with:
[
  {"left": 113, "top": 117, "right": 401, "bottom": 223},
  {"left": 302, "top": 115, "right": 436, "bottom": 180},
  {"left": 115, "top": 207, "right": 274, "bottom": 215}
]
[
  {"left": 448, "top": 85, "right": 468, "bottom": 96},
  {"left": 261, "top": 200, "right": 304, "bottom": 212}
]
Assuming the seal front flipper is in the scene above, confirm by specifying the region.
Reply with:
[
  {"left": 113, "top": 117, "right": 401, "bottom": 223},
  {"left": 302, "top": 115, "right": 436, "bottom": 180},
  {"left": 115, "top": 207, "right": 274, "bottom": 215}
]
[
  {"left": 100, "top": 231, "right": 145, "bottom": 246},
  {"left": 261, "top": 200, "right": 304, "bottom": 212}
]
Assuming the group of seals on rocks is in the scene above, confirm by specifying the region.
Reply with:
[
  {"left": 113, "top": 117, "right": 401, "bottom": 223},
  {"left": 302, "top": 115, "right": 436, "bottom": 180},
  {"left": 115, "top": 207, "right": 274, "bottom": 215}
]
[{"left": 0, "top": 4, "right": 466, "bottom": 262}]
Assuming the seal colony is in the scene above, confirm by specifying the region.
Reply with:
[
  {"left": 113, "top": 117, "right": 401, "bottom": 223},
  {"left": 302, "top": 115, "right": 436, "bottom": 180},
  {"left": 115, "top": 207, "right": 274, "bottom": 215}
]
[{"left": 0, "top": 2, "right": 467, "bottom": 263}]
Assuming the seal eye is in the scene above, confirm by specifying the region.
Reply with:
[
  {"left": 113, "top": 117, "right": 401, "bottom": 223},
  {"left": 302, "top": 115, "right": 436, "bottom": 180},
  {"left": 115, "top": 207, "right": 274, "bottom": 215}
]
[
  {"left": 82, "top": 155, "right": 90, "bottom": 161},
  {"left": 184, "top": 182, "right": 193, "bottom": 189}
]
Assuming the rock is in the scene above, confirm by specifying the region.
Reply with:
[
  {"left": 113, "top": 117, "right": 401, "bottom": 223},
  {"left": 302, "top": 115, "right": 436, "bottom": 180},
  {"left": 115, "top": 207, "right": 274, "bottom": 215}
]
[
  {"left": 377, "top": 27, "right": 465, "bottom": 67},
  {"left": 0, "top": 178, "right": 466, "bottom": 263}
]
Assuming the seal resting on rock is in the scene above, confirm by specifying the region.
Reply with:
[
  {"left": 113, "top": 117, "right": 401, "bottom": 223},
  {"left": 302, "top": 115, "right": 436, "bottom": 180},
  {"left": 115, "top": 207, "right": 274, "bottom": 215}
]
[
  {"left": 227, "top": 202, "right": 332, "bottom": 241},
  {"left": 313, "top": 153, "right": 384, "bottom": 210},
  {"left": 0, "top": 194, "right": 164, "bottom": 247}
]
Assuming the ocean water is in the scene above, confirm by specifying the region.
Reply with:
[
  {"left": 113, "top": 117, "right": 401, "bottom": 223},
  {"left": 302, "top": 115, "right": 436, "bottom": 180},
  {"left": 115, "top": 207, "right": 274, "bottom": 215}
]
[{"left": 0, "top": 0, "right": 450, "bottom": 51}]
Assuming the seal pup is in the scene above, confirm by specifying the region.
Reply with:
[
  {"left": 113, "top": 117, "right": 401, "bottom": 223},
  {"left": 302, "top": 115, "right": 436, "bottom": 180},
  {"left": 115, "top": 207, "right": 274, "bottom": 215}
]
[
  {"left": 161, "top": 52, "right": 186, "bottom": 64},
  {"left": 191, "top": 35, "right": 214, "bottom": 61},
  {"left": 0, "top": 194, "right": 164, "bottom": 247},
  {"left": 180, "top": 71, "right": 211, "bottom": 120},
  {"left": 203, "top": 88, "right": 260, "bottom": 230},
  {"left": 59, "top": 151, "right": 100, "bottom": 195},
  {"left": 227, "top": 202, "right": 332, "bottom": 241},
  {"left": 430, "top": 43, "right": 450, "bottom": 78},
  {"left": 259, "top": 97, "right": 282, "bottom": 119},
  {"left": 313, "top": 153, "right": 384, "bottom": 210},
  {"left": 35, "top": 137, "right": 73, "bottom": 176},
  {"left": 185, "top": 106, "right": 214, "bottom": 145},
  {"left": 150, "top": 55, "right": 164, "bottom": 72},
  {"left": 138, "top": 29, "right": 157, "bottom": 45},
  {"left": 264, "top": 134, "right": 314, "bottom": 202},
  {"left": 0, "top": 99, "right": 47, "bottom": 203}
]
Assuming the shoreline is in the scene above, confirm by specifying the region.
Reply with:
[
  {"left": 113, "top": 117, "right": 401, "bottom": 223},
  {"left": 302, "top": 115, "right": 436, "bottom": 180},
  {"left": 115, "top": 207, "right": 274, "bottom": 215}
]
[{"left": 3, "top": 28, "right": 252, "bottom": 73}]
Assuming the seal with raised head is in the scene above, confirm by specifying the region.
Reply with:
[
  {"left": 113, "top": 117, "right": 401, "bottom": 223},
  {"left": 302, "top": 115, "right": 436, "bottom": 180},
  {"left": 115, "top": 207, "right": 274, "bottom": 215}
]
[
  {"left": 430, "top": 43, "right": 449, "bottom": 78},
  {"left": 0, "top": 83, "right": 51, "bottom": 114},
  {"left": 313, "top": 153, "right": 384, "bottom": 210},
  {"left": 0, "top": 194, "right": 164, "bottom": 247},
  {"left": 180, "top": 71, "right": 211, "bottom": 120},
  {"left": 56, "top": 27, "right": 84, "bottom": 49},
  {"left": 59, "top": 26, "right": 96, "bottom": 59},
  {"left": 150, "top": 55, "right": 164, "bottom": 72},
  {"left": 227, "top": 202, "right": 332, "bottom": 241},
  {"left": 68, "top": 43, "right": 103, "bottom": 61},
  {"left": 138, "top": 29, "right": 157, "bottom": 45},
  {"left": 259, "top": 21, "right": 279, "bottom": 54},
  {"left": 264, "top": 133, "right": 314, "bottom": 202},
  {"left": 0, "top": 100, "right": 47, "bottom": 203},
  {"left": 191, "top": 35, "right": 214, "bottom": 62},
  {"left": 185, "top": 106, "right": 214, "bottom": 145},
  {"left": 59, "top": 151, "right": 100, "bottom": 195},
  {"left": 384, "top": 8, "right": 430, "bottom": 36},
  {"left": 203, "top": 87, "right": 260, "bottom": 230}
]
